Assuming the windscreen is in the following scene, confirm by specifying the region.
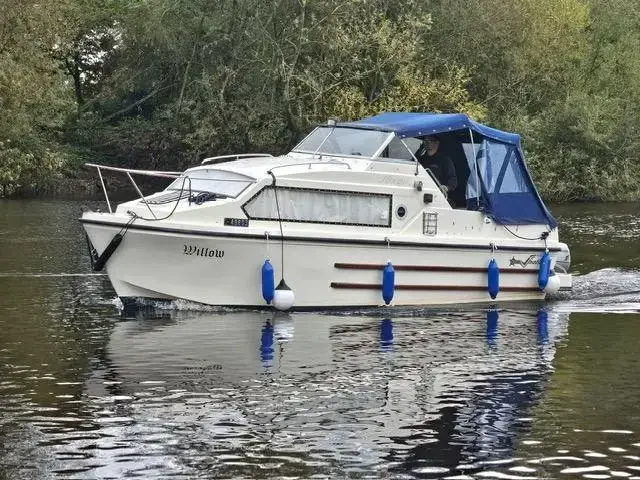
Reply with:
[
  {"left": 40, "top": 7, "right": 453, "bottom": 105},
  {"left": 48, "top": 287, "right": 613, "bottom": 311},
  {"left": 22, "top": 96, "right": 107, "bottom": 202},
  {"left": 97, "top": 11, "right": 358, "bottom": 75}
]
[{"left": 292, "top": 126, "right": 390, "bottom": 158}]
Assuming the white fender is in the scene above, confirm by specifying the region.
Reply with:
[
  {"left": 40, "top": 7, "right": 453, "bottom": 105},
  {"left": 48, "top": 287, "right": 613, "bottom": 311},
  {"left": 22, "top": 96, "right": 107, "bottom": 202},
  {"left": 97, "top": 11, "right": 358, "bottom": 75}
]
[{"left": 544, "top": 274, "right": 561, "bottom": 295}]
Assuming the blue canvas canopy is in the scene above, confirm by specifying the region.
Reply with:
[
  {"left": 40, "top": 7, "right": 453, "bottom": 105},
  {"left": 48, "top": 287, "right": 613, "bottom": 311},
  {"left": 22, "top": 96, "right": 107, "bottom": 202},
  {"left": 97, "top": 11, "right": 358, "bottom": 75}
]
[
  {"left": 341, "top": 112, "right": 556, "bottom": 229},
  {"left": 342, "top": 111, "right": 520, "bottom": 144}
]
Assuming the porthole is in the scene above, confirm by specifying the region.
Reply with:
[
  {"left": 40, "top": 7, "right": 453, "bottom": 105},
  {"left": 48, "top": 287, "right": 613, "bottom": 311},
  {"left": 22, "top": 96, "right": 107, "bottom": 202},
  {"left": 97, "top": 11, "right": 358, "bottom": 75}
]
[{"left": 396, "top": 205, "right": 407, "bottom": 219}]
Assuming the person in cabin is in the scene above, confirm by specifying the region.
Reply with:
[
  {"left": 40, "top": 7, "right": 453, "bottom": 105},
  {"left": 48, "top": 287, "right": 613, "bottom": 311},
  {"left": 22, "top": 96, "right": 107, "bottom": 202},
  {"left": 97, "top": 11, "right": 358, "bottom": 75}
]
[{"left": 418, "top": 135, "right": 458, "bottom": 196}]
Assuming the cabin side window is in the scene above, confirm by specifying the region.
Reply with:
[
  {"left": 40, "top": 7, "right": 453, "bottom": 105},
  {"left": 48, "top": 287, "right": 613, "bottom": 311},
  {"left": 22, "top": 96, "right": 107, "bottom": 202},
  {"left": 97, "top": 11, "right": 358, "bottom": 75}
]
[
  {"left": 379, "top": 137, "right": 422, "bottom": 161},
  {"left": 242, "top": 187, "right": 392, "bottom": 227}
]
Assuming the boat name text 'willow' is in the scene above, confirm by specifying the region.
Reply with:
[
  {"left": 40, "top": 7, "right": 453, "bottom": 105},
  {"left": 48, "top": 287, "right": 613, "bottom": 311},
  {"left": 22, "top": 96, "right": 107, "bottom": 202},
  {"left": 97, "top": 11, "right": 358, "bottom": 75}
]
[{"left": 183, "top": 245, "right": 225, "bottom": 258}]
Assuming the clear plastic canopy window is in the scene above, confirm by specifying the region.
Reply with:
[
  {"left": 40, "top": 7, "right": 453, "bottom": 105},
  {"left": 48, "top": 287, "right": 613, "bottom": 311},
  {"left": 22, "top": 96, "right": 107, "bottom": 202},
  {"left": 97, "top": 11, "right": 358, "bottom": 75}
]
[
  {"left": 463, "top": 140, "right": 530, "bottom": 199},
  {"left": 463, "top": 138, "right": 552, "bottom": 226}
]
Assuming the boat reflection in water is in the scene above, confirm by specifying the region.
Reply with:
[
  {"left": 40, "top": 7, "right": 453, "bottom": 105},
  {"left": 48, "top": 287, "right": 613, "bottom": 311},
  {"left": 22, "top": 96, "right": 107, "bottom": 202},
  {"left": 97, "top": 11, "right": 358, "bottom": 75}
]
[
  {"left": 83, "top": 305, "right": 568, "bottom": 477},
  {"left": 383, "top": 307, "right": 560, "bottom": 477}
]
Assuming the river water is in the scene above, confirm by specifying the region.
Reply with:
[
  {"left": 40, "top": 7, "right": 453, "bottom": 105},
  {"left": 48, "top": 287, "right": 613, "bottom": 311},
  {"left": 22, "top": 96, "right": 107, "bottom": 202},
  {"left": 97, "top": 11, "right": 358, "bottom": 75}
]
[{"left": 0, "top": 199, "right": 639, "bottom": 479}]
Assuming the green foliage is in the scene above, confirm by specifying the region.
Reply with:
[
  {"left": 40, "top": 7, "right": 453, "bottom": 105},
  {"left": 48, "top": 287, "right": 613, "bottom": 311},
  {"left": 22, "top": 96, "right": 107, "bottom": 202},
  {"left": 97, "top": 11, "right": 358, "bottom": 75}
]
[
  {"left": 425, "top": 0, "right": 640, "bottom": 201},
  {"left": 2, "top": 0, "right": 640, "bottom": 201},
  {"left": 65, "top": 0, "right": 487, "bottom": 168},
  {"left": 0, "top": 0, "right": 77, "bottom": 195}
]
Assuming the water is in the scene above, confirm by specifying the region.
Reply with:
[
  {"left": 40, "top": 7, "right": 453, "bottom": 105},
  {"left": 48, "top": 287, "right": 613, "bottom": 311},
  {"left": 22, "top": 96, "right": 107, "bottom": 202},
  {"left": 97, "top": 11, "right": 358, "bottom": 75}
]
[{"left": 1, "top": 199, "right": 639, "bottom": 479}]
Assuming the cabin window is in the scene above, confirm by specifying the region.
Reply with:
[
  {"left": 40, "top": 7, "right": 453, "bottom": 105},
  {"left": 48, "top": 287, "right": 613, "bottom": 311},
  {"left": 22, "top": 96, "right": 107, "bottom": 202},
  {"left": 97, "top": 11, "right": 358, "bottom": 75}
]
[
  {"left": 380, "top": 137, "right": 422, "bottom": 161},
  {"left": 243, "top": 186, "right": 392, "bottom": 227}
]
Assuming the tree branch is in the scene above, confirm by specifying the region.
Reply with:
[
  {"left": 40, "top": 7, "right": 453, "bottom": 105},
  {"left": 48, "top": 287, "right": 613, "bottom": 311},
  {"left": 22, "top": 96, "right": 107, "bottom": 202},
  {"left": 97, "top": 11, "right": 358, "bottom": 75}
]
[{"left": 103, "top": 85, "right": 170, "bottom": 122}]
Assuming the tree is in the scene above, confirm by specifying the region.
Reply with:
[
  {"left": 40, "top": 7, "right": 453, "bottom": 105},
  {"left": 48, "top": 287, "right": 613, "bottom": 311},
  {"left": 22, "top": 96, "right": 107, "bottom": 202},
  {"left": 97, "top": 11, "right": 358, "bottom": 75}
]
[
  {"left": 4, "top": 0, "right": 640, "bottom": 201},
  {"left": 68, "top": 0, "right": 483, "bottom": 171},
  {"left": 0, "top": 0, "right": 76, "bottom": 195}
]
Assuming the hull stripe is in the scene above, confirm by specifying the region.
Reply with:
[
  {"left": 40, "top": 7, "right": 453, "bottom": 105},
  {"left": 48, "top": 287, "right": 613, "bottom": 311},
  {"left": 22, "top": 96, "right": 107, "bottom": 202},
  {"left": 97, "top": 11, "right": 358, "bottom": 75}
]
[
  {"left": 330, "top": 282, "right": 540, "bottom": 292},
  {"left": 334, "top": 263, "right": 539, "bottom": 274},
  {"left": 80, "top": 218, "right": 559, "bottom": 253}
]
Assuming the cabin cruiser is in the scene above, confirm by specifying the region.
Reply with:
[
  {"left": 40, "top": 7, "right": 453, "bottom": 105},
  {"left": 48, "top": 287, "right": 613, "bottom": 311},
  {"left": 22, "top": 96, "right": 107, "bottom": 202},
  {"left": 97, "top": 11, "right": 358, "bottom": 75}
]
[{"left": 80, "top": 112, "right": 572, "bottom": 310}]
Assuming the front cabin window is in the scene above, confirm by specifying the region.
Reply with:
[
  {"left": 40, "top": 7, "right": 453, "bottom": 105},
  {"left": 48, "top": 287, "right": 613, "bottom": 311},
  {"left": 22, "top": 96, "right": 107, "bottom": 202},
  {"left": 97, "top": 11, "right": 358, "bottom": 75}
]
[{"left": 166, "top": 169, "right": 254, "bottom": 198}]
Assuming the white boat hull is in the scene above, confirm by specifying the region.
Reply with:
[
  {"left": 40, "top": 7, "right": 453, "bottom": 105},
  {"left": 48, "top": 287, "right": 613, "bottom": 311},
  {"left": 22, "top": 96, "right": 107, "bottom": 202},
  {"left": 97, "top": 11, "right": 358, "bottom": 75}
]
[{"left": 82, "top": 220, "right": 569, "bottom": 308}]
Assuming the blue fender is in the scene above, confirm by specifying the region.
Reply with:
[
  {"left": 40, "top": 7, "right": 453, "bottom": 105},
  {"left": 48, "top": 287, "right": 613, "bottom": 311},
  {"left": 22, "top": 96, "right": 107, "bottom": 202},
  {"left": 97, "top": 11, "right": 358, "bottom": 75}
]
[
  {"left": 382, "top": 261, "right": 395, "bottom": 305},
  {"left": 538, "top": 251, "right": 551, "bottom": 289},
  {"left": 488, "top": 259, "right": 500, "bottom": 299},
  {"left": 261, "top": 259, "right": 275, "bottom": 304}
]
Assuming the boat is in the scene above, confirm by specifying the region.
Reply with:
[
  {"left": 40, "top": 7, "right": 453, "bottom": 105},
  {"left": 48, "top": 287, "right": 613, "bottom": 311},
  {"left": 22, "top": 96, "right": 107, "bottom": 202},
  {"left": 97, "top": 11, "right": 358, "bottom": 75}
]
[{"left": 80, "top": 112, "right": 572, "bottom": 310}]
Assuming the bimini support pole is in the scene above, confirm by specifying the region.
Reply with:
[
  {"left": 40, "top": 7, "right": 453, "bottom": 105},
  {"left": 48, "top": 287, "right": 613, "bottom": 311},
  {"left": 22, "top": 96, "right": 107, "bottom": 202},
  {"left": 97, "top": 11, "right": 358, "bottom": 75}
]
[
  {"left": 96, "top": 166, "right": 113, "bottom": 213},
  {"left": 397, "top": 134, "right": 421, "bottom": 175},
  {"left": 469, "top": 128, "right": 480, "bottom": 208}
]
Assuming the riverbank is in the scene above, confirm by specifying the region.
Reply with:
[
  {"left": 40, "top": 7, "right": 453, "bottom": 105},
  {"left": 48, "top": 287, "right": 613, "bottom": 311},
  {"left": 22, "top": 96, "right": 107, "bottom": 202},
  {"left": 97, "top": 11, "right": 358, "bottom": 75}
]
[{"left": 1, "top": 174, "right": 100, "bottom": 199}]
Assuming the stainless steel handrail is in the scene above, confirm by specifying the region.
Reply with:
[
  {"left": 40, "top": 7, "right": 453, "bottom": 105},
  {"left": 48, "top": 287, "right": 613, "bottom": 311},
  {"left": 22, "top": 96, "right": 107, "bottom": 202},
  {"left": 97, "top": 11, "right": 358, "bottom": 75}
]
[
  {"left": 201, "top": 153, "right": 273, "bottom": 165},
  {"left": 85, "top": 163, "right": 182, "bottom": 215},
  {"left": 85, "top": 163, "right": 182, "bottom": 177},
  {"left": 268, "top": 160, "right": 352, "bottom": 173}
]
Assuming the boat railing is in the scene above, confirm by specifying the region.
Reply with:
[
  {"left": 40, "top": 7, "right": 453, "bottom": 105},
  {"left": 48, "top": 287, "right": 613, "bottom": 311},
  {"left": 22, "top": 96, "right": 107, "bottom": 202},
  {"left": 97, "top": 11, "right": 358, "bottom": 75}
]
[
  {"left": 86, "top": 163, "right": 182, "bottom": 218},
  {"left": 201, "top": 153, "right": 273, "bottom": 165},
  {"left": 268, "top": 159, "right": 352, "bottom": 173}
]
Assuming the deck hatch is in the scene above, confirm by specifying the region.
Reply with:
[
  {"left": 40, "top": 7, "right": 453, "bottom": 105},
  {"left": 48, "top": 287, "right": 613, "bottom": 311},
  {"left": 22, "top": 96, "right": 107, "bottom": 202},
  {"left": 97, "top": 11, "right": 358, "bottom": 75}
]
[{"left": 142, "top": 191, "right": 191, "bottom": 205}]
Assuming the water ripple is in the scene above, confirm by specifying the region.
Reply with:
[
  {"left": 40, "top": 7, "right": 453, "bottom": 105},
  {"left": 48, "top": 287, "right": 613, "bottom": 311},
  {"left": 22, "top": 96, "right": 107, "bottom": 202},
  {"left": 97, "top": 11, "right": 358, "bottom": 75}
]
[{"left": 2, "top": 200, "right": 640, "bottom": 479}]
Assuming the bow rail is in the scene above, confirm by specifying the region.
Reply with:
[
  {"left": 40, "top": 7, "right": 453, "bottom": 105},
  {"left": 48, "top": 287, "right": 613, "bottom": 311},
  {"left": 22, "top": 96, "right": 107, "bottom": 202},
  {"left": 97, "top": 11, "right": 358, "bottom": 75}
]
[{"left": 85, "top": 163, "right": 182, "bottom": 217}]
